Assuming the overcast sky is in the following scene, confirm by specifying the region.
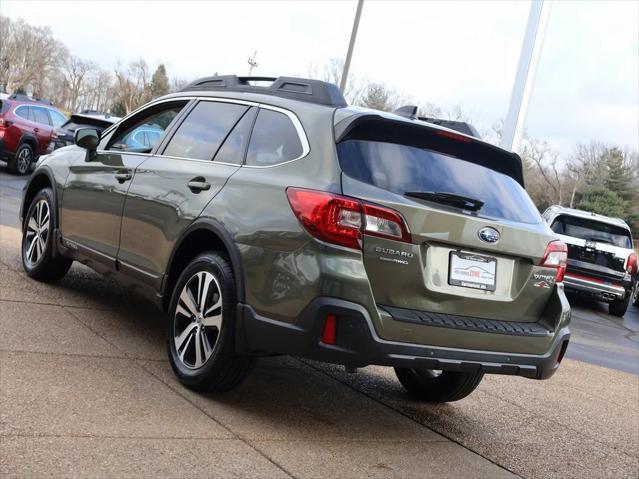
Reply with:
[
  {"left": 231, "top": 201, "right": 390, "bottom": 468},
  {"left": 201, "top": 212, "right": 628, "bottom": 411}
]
[{"left": 3, "top": 0, "right": 637, "bottom": 155}]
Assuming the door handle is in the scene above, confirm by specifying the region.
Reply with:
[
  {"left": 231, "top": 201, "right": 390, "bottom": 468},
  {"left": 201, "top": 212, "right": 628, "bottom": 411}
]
[
  {"left": 33, "top": 127, "right": 39, "bottom": 133},
  {"left": 115, "top": 172, "right": 132, "bottom": 183},
  {"left": 187, "top": 178, "right": 211, "bottom": 193}
]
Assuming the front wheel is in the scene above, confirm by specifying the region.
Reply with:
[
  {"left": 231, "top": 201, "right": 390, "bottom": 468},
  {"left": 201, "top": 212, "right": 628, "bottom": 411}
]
[
  {"left": 21, "top": 188, "right": 72, "bottom": 282},
  {"left": 167, "top": 252, "right": 255, "bottom": 392},
  {"left": 394, "top": 367, "right": 484, "bottom": 403}
]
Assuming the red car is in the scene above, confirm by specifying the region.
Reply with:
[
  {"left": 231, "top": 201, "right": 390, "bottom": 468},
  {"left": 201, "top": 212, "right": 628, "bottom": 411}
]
[{"left": 0, "top": 94, "right": 67, "bottom": 175}]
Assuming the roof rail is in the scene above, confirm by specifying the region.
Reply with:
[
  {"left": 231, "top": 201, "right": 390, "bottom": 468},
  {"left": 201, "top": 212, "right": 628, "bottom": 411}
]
[
  {"left": 8, "top": 93, "right": 53, "bottom": 106},
  {"left": 181, "top": 75, "right": 347, "bottom": 107},
  {"left": 392, "top": 104, "right": 481, "bottom": 139}
]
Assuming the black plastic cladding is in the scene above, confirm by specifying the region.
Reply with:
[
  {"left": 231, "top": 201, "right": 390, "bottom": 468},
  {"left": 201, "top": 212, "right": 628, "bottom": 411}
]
[{"left": 181, "top": 75, "right": 348, "bottom": 107}]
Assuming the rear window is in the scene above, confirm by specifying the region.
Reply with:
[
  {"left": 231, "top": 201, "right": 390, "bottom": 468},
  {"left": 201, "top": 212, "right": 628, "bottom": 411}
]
[
  {"left": 337, "top": 140, "right": 542, "bottom": 224},
  {"left": 550, "top": 215, "right": 632, "bottom": 248}
]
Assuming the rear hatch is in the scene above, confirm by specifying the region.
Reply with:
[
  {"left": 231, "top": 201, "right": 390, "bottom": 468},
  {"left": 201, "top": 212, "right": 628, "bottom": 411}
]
[
  {"left": 548, "top": 214, "right": 631, "bottom": 280},
  {"left": 335, "top": 115, "right": 558, "bottom": 323}
]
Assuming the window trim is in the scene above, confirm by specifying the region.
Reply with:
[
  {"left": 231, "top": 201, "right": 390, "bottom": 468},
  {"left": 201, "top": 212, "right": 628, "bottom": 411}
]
[
  {"left": 97, "top": 95, "right": 311, "bottom": 167},
  {"left": 242, "top": 104, "right": 310, "bottom": 169}
]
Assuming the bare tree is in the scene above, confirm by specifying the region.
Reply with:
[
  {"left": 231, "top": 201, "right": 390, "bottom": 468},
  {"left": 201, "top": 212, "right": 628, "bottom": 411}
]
[
  {"left": 522, "top": 138, "right": 564, "bottom": 206},
  {"left": 63, "top": 56, "right": 96, "bottom": 112}
]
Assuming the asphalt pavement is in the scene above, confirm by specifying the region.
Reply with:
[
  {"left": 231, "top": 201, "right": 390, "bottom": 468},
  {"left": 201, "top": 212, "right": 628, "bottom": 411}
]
[{"left": 1, "top": 166, "right": 638, "bottom": 478}]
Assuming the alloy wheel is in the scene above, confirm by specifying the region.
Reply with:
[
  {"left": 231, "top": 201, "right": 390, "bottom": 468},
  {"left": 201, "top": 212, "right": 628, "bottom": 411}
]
[
  {"left": 632, "top": 278, "right": 639, "bottom": 305},
  {"left": 24, "top": 199, "right": 50, "bottom": 266},
  {"left": 17, "top": 147, "right": 32, "bottom": 174},
  {"left": 174, "top": 271, "right": 223, "bottom": 369}
]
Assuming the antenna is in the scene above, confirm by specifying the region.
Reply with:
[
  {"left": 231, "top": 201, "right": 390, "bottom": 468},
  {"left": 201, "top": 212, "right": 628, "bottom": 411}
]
[{"left": 247, "top": 51, "right": 259, "bottom": 76}]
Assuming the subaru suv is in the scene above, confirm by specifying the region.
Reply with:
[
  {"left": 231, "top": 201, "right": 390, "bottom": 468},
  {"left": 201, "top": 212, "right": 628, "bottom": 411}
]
[
  {"left": 19, "top": 76, "right": 571, "bottom": 402},
  {"left": 0, "top": 94, "right": 68, "bottom": 174},
  {"left": 544, "top": 206, "right": 637, "bottom": 316}
]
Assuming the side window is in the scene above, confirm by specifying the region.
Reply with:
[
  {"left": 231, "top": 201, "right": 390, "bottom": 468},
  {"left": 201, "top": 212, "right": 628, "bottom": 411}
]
[
  {"left": 107, "top": 102, "right": 186, "bottom": 153},
  {"left": 15, "top": 106, "right": 30, "bottom": 121},
  {"left": 27, "top": 107, "right": 36, "bottom": 122},
  {"left": 49, "top": 110, "right": 67, "bottom": 128},
  {"left": 213, "top": 107, "right": 257, "bottom": 164},
  {"left": 245, "top": 109, "right": 304, "bottom": 166},
  {"left": 33, "top": 107, "right": 51, "bottom": 126},
  {"left": 163, "top": 101, "right": 248, "bottom": 161}
]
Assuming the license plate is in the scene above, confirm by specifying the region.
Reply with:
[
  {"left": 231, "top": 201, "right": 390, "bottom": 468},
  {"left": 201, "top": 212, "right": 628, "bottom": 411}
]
[{"left": 448, "top": 251, "right": 497, "bottom": 291}]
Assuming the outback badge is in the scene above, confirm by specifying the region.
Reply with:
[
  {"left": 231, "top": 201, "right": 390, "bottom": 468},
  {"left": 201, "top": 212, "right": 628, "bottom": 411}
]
[{"left": 478, "top": 227, "right": 500, "bottom": 244}]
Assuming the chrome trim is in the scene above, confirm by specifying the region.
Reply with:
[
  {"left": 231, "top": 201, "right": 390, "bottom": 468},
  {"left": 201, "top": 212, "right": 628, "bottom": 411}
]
[
  {"left": 118, "top": 259, "right": 160, "bottom": 279},
  {"left": 563, "top": 274, "right": 626, "bottom": 298},
  {"left": 95, "top": 150, "right": 152, "bottom": 157},
  {"left": 151, "top": 154, "right": 241, "bottom": 167},
  {"left": 99, "top": 95, "right": 311, "bottom": 168},
  {"left": 99, "top": 96, "right": 199, "bottom": 137},
  {"left": 241, "top": 103, "right": 311, "bottom": 168}
]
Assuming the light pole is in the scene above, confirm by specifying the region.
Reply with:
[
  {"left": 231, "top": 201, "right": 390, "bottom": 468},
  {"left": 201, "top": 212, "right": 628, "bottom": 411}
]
[
  {"left": 340, "top": 0, "right": 365, "bottom": 93},
  {"left": 501, "top": 0, "right": 552, "bottom": 152}
]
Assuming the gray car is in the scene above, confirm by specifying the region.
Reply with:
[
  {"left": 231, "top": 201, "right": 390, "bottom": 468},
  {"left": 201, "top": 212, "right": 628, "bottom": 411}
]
[{"left": 20, "top": 76, "right": 571, "bottom": 402}]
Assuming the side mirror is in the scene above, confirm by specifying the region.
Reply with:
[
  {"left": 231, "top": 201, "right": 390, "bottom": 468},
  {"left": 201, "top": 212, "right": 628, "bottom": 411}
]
[{"left": 75, "top": 128, "right": 100, "bottom": 151}]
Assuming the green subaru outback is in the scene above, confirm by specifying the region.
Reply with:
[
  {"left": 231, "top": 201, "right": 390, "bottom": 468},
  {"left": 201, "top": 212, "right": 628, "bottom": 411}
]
[{"left": 20, "top": 76, "right": 571, "bottom": 402}]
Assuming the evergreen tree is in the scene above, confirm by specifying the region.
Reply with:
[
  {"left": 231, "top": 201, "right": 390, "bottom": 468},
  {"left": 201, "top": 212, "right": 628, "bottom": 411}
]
[
  {"left": 577, "top": 187, "right": 627, "bottom": 219},
  {"left": 149, "top": 64, "right": 169, "bottom": 99},
  {"left": 603, "top": 147, "right": 635, "bottom": 202}
]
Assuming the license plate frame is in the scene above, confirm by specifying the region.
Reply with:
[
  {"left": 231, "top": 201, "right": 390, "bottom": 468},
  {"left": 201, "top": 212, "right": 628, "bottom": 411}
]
[{"left": 448, "top": 251, "right": 497, "bottom": 291}]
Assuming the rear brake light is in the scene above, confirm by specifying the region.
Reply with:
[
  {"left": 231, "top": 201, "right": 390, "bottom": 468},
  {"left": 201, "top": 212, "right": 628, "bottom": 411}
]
[
  {"left": 286, "top": 187, "right": 411, "bottom": 249},
  {"left": 627, "top": 253, "right": 637, "bottom": 275},
  {"left": 435, "top": 130, "right": 472, "bottom": 143},
  {"left": 540, "top": 240, "right": 568, "bottom": 282}
]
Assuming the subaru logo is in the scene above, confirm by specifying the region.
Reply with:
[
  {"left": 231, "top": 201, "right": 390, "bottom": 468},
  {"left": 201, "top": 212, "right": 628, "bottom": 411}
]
[{"left": 478, "top": 227, "right": 500, "bottom": 244}]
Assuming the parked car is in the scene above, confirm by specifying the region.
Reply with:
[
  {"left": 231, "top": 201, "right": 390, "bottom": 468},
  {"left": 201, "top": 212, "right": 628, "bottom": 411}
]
[
  {"left": 543, "top": 206, "right": 637, "bottom": 316},
  {"left": 53, "top": 111, "right": 121, "bottom": 150},
  {"left": 19, "top": 75, "right": 571, "bottom": 402},
  {"left": 0, "top": 94, "right": 68, "bottom": 174}
]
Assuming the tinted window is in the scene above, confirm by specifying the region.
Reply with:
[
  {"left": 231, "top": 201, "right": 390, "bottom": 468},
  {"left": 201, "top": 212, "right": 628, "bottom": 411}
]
[
  {"left": 109, "top": 104, "right": 184, "bottom": 153},
  {"left": 48, "top": 110, "right": 67, "bottom": 127},
  {"left": 33, "top": 107, "right": 51, "bottom": 125},
  {"left": 163, "top": 101, "right": 248, "bottom": 161},
  {"left": 338, "top": 140, "right": 542, "bottom": 224},
  {"left": 213, "top": 107, "right": 256, "bottom": 164},
  {"left": 551, "top": 215, "right": 632, "bottom": 248},
  {"left": 245, "top": 109, "right": 303, "bottom": 166},
  {"left": 15, "top": 106, "right": 30, "bottom": 120}
]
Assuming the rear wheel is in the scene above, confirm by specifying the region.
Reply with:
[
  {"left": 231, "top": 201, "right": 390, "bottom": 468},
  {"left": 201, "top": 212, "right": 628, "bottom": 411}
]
[
  {"left": 609, "top": 294, "right": 630, "bottom": 317},
  {"left": 21, "top": 188, "right": 72, "bottom": 281},
  {"left": 8, "top": 143, "right": 34, "bottom": 175},
  {"left": 394, "top": 367, "right": 483, "bottom": 403},
  {"left": 167, "top": 252, "right": 255, "bottom": 392}
]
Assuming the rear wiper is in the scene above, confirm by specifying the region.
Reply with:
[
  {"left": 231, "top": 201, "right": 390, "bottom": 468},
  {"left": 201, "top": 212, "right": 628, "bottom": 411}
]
[{"left": 405, "top": 191, "right": 485, "bottom": 211}]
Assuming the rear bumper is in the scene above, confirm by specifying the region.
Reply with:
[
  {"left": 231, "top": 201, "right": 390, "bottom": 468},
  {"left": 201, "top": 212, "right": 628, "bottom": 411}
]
[
  {"left": 564, "top": 272, "right": 629, "bottom": 300},
  {"left": 237, "top": 297, "right": 570, "bottom": 380}
]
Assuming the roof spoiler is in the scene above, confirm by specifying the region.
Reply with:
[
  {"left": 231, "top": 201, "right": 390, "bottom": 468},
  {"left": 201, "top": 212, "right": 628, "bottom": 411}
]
[{"left": 393, "top": 105, "right": 481, "bottom": 139}]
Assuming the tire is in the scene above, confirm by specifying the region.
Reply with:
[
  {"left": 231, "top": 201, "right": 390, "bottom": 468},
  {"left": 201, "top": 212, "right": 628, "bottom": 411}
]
[
  {"left": 609, "top": 294, "right": 630, "bottom": 317},
  {"left": 394, "top": 367, "right": 484, "bottom": 403},
  {"left": 8, "top": 143, "right": 35, "bottom": 175},
  {"left": 167, "top": 251, "right": 255, "bottom": 393},
  {"left": 631, "top": 278, "right": 639, "bottom": 307},
  {"left": 21, "top": 188, "right": 72, "bottom": 282}
]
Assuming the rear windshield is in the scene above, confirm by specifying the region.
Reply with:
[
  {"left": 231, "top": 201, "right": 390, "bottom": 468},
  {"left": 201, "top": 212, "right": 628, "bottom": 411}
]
[
  {"left": 337, "top": 140, "right": 542, "bottom": 224},
  {"left": 550, "top": 215, "right": 632, "bottom": 248}
]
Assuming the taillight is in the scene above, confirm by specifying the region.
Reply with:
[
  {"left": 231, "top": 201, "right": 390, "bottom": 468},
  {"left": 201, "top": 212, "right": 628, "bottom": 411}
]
[
  {"left": 286, "top": 187, "right": 411, "bottom": 250},
  {"left": 540, "top": 240, "right": 568, "bottom": 282},
  {"left": 627, "top": 253, "right": 637, "bottom": 275}
]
